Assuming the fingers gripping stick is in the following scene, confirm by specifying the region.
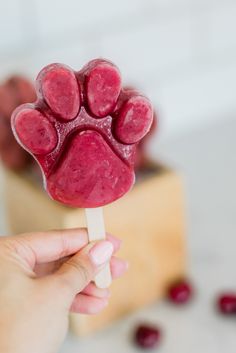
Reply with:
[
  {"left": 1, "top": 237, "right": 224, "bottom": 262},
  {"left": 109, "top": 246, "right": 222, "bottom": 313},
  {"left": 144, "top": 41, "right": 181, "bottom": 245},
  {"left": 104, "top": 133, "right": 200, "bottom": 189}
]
[{"left": 85, "top": 207, "right": 112, "bottom": 288}]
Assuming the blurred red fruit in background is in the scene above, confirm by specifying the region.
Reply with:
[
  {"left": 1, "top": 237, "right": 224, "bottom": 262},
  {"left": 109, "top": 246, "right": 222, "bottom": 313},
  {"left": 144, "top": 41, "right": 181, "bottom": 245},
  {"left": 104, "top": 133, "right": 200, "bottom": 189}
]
[
  {"left": 217, "top": 293, "right": 236, "bottom": 315},
  {"left": 134, "top": 323, "right": 162, "bottom": 349},
  {"left": 167, "top": 279, "right": 193, "bottom": 305},
  {"left": 134, "top": 112, "right": 158, "bottom": 171},
  {"left": 0, "top": 75, "right": 36, "bottom": 171}
]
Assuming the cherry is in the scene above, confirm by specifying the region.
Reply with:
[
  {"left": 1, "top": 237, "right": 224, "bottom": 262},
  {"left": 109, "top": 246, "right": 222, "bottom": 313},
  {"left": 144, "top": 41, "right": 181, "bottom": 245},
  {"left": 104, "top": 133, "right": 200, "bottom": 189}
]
[
  {"left": 134, "top": 324, "right": 161, "bottom": 349},
  {"left": 167, "top": 280, "right": 193, "bottom": 304},
  {"left": 217, "top": 293, "right": 236, "bottom": 315}
]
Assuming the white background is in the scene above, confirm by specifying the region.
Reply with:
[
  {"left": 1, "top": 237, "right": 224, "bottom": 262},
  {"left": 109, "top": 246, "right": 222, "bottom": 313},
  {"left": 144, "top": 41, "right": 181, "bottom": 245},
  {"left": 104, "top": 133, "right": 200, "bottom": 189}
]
[{"left": 0, "top": 0, "right": 236, "bottom": 142}]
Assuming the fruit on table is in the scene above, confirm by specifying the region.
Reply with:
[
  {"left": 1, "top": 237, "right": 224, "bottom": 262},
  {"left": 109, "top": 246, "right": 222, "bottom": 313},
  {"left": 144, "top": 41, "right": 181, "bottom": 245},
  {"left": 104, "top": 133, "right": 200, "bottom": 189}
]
[
  {"left": 217, "top": 293, "right": 236, "bottom": 315},
  {"left": 12, "top": 59, "right": 153, "bottom": 207},
  {"left": 134, "top": 324, "right": 161, "bottom": 349},
  {"left": 167, "top": 279, "right": 193, "bottom": 304}
]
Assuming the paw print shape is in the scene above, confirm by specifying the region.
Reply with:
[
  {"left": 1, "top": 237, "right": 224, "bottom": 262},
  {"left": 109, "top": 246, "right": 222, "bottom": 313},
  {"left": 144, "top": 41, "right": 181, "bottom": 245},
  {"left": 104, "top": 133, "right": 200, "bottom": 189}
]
[{"left": 11, "top": 59, "right": 153, "bottom": 208}]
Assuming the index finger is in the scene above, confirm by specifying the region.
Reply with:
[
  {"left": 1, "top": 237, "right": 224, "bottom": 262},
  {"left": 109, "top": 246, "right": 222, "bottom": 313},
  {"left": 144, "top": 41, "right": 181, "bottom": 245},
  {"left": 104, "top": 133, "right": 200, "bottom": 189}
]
[{"left": 3, "top": 229, "right": 121, "bottom": 269}]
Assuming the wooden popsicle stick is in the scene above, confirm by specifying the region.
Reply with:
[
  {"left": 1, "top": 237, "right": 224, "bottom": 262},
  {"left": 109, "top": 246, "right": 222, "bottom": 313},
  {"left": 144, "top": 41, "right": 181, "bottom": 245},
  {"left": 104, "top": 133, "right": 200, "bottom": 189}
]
[{"left": 85, "top": 207, "right": 112, "bottom": 288}]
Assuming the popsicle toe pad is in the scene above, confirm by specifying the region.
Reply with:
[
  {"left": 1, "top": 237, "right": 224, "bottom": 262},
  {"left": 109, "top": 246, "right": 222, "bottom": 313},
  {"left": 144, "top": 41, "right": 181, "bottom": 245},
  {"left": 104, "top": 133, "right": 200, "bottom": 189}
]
[{"left": 12, "top": 59, "right": 153, "bottom": 207}]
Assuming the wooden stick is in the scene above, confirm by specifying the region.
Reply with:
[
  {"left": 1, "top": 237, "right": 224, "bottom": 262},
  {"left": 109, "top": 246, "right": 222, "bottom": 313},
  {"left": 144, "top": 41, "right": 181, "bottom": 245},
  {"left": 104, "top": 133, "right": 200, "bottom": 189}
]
[{"left": 85, "top": 207, "right": 112, "bottom": 288}]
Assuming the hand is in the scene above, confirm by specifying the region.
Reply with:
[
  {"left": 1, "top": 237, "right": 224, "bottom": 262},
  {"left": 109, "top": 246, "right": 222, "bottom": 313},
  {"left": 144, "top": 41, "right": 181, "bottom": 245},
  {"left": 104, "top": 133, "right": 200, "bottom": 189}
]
[{"left": 0, "top": 229, "right": 128, "bottom": 353}]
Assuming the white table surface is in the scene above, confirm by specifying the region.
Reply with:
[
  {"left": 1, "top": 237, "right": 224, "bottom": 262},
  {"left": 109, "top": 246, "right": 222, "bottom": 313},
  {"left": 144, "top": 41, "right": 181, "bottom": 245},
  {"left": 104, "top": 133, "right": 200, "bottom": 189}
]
[{"left": 1, "top": 116, "right": 236, "bottom": 353}]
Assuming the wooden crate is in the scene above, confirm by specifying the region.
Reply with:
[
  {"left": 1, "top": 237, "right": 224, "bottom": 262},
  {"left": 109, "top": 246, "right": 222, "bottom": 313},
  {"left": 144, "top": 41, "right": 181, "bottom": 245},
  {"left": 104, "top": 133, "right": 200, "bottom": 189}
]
[{"left": 3, "top": 164, "right": 186, "bottom": 336}]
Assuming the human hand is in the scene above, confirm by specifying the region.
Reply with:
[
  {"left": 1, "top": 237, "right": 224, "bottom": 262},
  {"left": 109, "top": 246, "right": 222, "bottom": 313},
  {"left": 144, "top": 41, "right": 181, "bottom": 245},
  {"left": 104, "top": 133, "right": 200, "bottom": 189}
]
[{"left": 0, "top": 229, "right": 128, "bottom": 353}]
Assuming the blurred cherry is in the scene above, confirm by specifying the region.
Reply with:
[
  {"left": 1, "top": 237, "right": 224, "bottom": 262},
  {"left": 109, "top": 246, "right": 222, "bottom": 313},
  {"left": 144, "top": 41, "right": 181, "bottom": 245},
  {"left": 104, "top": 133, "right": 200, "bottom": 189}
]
[
  {"left": 135, "top": 112, "right": 158, "bottom": 171},
  {"left": 6, "top": 75, "right": 36, "bottom": 105},
  {"left": 134, "top": 324, "right": 162, "bottom": 349},
  {"left": 167, "top": 279, "right": 193, "bottom": 305},
  {"left": 217, "top": 293, "right": 236, "bottom": 315}
]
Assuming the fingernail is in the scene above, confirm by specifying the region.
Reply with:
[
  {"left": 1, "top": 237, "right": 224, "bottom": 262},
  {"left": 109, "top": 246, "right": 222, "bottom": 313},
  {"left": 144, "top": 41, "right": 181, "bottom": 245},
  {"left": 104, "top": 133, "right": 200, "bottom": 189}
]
[
  {"left": 124, "top": 260, "right": 129, "bottom": 270},
  {"left": 89, "top": 241, "right": 113, "bottom": 266},
  {"left": 107, "top": 234, "right": 122, "bottom": 250}
]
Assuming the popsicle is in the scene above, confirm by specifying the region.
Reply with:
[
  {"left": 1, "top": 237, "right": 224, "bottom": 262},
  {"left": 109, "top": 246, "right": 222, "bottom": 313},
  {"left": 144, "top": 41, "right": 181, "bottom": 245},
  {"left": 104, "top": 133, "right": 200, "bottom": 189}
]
[
  {"left": 122, "top": 86, "right": 158, "bottom": 171},
  {"left": 11, "top": 59, "right": 153, "bottom": 287}
]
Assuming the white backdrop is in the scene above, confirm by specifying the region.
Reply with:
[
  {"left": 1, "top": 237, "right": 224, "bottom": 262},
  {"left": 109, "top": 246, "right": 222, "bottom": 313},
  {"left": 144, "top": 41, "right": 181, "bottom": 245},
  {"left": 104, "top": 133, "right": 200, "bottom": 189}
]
[{"left": 0, "top": 0, "right": 236, "bottom": 142}]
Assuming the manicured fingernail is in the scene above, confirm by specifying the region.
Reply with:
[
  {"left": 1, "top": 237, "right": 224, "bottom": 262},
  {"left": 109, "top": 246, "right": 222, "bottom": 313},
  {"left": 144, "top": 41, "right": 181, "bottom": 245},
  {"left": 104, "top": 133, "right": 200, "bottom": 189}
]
[
  {"left": 124, "top": 260, "right": 129, "bottom": 270},
  {"left": 89, "top": 241, "right": 113, "bottom": 266},
  {"left": 107, "top": 234, "right": 122, "bottom": 250}
]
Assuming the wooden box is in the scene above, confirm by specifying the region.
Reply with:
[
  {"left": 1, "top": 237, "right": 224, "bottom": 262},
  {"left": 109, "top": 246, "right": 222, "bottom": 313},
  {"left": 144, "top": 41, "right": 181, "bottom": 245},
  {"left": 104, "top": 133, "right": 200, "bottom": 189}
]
[{"left": 3, "top": 164, "right": 186, "bottom": 336}]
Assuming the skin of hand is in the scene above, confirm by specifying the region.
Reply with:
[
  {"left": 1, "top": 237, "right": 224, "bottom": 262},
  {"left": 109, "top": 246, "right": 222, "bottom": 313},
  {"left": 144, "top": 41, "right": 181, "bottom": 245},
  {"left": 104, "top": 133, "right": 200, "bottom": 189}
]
[{"left": 0, "top": 228, "right": 128, "bottom": 353}]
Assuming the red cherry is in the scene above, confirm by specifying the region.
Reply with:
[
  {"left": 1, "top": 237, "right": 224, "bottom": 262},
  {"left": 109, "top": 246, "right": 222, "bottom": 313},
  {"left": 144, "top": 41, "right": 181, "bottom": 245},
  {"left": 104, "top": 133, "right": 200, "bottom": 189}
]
[
  {"left": 168, "top": 280, "right": 193, "bottom": 304},
  {"left": 134, "top": 324, "right": 161, "bottom": 349},
  {"left": 217, "top": 293, "right": 236, "bottom": 315}
]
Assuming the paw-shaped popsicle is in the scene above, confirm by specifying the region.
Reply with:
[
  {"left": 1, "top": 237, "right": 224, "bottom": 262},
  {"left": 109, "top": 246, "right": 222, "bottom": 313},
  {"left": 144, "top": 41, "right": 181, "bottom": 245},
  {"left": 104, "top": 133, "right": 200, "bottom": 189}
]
[{"left": 11, "top": 59, "right": 153, "bottom": 207}]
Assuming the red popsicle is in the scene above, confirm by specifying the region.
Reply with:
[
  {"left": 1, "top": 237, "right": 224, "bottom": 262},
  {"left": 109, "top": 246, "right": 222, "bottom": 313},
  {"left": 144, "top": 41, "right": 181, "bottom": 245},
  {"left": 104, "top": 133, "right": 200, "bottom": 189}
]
[
  {"left": 11, "top": 59, "right": 153, "bottom": 288},
  {"left": 12, "top": 59, "right": 153, "bottom": 208}
]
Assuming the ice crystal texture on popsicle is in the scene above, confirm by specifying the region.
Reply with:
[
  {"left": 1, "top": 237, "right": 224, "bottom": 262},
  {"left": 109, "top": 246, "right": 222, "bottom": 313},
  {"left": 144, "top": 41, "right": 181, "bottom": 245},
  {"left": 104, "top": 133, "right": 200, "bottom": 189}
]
[{"left": 12, "top": 59, "right": 153, "bottom": 207}]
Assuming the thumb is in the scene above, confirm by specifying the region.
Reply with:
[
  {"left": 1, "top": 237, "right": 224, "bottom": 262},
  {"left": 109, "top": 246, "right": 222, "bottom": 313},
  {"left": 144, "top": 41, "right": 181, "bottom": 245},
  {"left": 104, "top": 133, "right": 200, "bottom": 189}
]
[{"left": 51, "top": 240, "right": 113, "bottom": 299}]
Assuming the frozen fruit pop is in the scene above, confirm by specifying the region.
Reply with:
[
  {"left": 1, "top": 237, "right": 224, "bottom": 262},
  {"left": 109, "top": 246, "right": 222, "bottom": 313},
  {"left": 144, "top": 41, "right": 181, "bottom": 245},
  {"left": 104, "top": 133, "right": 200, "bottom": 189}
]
[
  {"left": 11, "top": 59, "right": 153, "bottom": 287},
  {"left": 12, "top": 60, "right": 153, "bottom": 207}
]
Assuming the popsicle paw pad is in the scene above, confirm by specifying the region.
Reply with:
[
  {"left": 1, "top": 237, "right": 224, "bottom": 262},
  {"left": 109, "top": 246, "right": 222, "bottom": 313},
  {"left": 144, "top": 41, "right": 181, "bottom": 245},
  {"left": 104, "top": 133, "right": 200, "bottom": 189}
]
[
  {"left": 14, "top": 109, "right": 58, "bottom": 154},
  {"left": 85, "top": 60, "right": 121, "bottom": 118},
  {"left": 39, "top": 64, "right": 81, "bottom": 121},
  {"left": 12, "top": 59, "right": 153, "bottom": 208}
]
